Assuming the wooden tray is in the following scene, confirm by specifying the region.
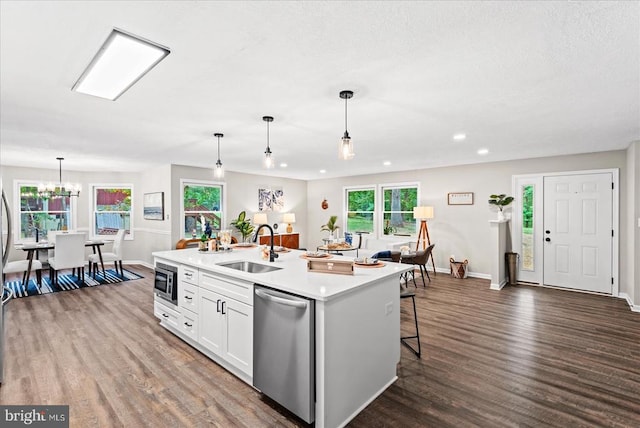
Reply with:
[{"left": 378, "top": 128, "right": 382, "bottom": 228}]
[{"left": 307, "top": 259, "right": 354, "bottom": 275}]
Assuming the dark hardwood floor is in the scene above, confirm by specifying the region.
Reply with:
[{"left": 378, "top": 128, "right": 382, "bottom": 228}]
[{"left": 1, "top": 266, "right": 639, "bottom": 427}]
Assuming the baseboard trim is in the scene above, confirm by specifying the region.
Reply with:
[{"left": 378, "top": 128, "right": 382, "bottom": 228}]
[
  {"left": 490, "top": 279, "right": 508, "bottom": 290},
  {"left": 618, "top": 293, "right": 640, "bottom": 313},
  {"left": 428, "top": 267, "right": 491, "bottom": 280},
  {"left": 123, "top": 260, "right": 154, "bottom": 270}
]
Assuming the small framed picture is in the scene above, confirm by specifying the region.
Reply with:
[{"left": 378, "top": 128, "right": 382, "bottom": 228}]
[
  {"left": 144, "top": 192, "right": 165, "bottom": 220},
  {"left": 448, "top": 192, "right": 474, "bottom": 205}
]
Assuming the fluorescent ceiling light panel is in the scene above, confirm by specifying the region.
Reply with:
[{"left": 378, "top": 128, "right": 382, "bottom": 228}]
[{"left": 72, "top": 28, "right": 170, "bottom": 101}]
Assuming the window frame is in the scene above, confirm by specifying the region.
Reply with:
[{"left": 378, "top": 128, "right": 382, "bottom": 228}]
[
  {"left": 89, "top": 183, "right": 134, "bottom": 240},
  {"left": 180, "top": 179, "right": 226, "bottom": 239},
  {"left": 379, "top": 182, "right": 420, "bottom": 240},
  {"left": 13, "top": 179, "right": 78, "bottom": 243},
  {"left": 343, "top": 185, "right": 377, "bottom": 236}
]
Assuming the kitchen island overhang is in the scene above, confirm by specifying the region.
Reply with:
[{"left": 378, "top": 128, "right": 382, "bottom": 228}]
[{"left": 152, "top": 248, "right": 413, "bottom": 428}]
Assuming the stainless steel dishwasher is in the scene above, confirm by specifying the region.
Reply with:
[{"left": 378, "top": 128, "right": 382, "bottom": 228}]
[{"left": 253, "top": 285, "right": 315, "bottom": 424}]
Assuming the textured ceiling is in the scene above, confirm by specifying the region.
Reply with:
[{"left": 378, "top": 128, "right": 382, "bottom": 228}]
[{"left": 1, "top": 1, "right": 638, "bottom": 180}]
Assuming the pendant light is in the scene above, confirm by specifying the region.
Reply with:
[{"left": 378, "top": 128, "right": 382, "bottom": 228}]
[
  {"left": 339, "top": 90, "right": 355, "bottom": 160},
  {"left": 37, "top": 157, "right": 81, "bottom": 198},
  {"left": 213, "top": 133, "right": 224, "bottom": 179},
  {"left": 263, "top": 115, "right": 275, "bottom": 169}
]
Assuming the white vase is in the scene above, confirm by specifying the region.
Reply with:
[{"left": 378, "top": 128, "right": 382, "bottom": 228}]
[{"left": 497, "top": 211, "right": 505, "bottom": 221}]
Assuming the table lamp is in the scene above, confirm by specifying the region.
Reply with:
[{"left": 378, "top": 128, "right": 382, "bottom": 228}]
[
  {"left": 283, "top": 213, "right": 296, "bottom": 233},
  {"left": 253, "top": 213, "right": 268, "bottom": 235},
  {"left": 413, "top": 206, "right": 436, "bottom": 275}
]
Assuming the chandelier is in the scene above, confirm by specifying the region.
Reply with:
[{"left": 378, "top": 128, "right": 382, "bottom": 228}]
[{"left": 38, "top": 157, "right": 81, "bottom": 198}]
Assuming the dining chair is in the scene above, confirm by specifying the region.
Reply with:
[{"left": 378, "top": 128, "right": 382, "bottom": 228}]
[
  {"left": 3, "top": 260, "right": 43, "bottom": 291},
  {"left": 89, "top": 229, "right": 125, "bottom": 277},
  {"left": 48, "top": 233, "right": 86, "bottom": 286},
  {"left": 402, "top": 244, "right": 435, "bottom": 287}
]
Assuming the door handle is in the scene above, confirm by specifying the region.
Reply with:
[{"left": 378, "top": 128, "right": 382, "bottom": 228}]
[
  {"left": 255, "top": 289, "right": 308, "bottom": 308},
  {"left": 216, "top": 299, "right": 221, "bottom": 312},
  {"left": 545, "top": 237, "right": 551, "bottom": 242},
  {"left": 545, "top": 230, "right": 551, "bottom": 234},
  {"left": 221, "top": 301, "right": 226, "bottom": 315}
]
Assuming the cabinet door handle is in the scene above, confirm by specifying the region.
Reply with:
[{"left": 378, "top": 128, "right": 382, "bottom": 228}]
[
  {"left": 184, "top": 322, "right": 193, "bottom": 328},
  {"left": 221, "top": 301, "right": 226, "bottom": 315},
  {"left": 184, "top": 296, "right": 192, "bottom": 300},
  {"left": 216, "top": 299, "right": 221, "bottom": 312},
  {"left": 162, "top": 313, "right": 169, "bottom": 318}
]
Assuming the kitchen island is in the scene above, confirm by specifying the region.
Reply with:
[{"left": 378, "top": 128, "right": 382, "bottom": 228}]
[{"left": 152, "top": 247, "right": 413, "bottom": 428}]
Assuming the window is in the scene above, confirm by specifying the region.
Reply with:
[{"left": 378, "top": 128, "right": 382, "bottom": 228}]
[
  {"left": 91, "top": 185, "right": 133, "bottom": 238},
  {"left": 16, "top": 182, "right": 74, "bottom": 241},
  {"left": 521, "top": 184, "right": 534, "bottom": 271},
  {"left": 182, "top": 181, "right": 224, "bottom": 238},
  {"left": 382, "top": 185, "right": 418, "bottom": 236},
  {"left": 345, "top": 187, "right": 375, "bottom": 234}
]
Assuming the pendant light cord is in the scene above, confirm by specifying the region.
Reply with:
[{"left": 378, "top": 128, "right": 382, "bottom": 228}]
[
  {"left": 344, "top": 96, "right": 348, "bottom": 133},
  {"left": 266, "top": 120, "right": 270, "bottom": 150},
  {"left": 217, "top": 136, "right": 221, "bottom": 161}
]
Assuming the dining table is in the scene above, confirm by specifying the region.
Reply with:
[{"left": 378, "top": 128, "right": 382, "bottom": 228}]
[{"left": 15, "top": 240, "right": 105, "bottom": 287}]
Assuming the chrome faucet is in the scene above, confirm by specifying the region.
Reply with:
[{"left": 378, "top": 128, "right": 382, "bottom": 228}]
[{"left": 253, "top": 224, "right": 279, "bottom": 262}]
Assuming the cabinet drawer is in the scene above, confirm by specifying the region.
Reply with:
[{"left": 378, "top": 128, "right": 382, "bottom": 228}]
[
  {"left": 179, "top": 265, "right": 198, "bottom": 285},
  {"left": 179, "top": 308, "right": 198, "bottom": 341},
  {"left": 200, "top": 271, "right": 253, "bottom": 305},
  {"left": 154, "top": 300, "right": 180, "bottom": 330},
  {"left": 179, "top": 281, "right": 199, "bottom": 313}
]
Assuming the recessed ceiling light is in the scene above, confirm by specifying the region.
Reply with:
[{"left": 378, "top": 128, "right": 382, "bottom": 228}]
[
  {"left": 280, "top": 163, "right": 288, "bottom": 168},
  {"left": 383, "top": 161, "right": 391, "bottom": 166},
  {"left": 319, "top": 169, "right": 327, "bottom": 174},
  {"left": 477, "top": 148, "right": 489, "bottom": 155},
  {"left": 453, "top": 133, "right": 466, "bottom": 141},
  {"left": 72, "top": 28, "right": 170, "bottom": 101}
]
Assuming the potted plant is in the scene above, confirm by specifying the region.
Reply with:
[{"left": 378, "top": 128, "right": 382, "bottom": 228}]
[
  {"left": 383, "top": 220, "right": 396, "bottom": 235},
  {"left": 488, "top": 194, "right": 514, "bottom": 220},
  {"left": 230, "top": 210, "right": 255, "bottom": 243},
  {"left": 321, "top": 215, "right": 340, "bottom": 240},
  {"left": 199, "top": 233, "right": 208, "bottom": 251}
]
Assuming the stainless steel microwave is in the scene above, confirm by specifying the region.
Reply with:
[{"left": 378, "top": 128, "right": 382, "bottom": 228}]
[{"left": 154, "top": 263, "right": 178, "bottom": 304}]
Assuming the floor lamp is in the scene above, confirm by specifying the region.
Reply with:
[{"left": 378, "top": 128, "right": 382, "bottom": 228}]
[{"left": 414, "top": 206, "right": 436, "bottom": 276}]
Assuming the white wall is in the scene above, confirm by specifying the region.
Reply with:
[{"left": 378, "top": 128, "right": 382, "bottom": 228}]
[
  {"left": 306, "top": 151, "right": 629, "bottom": 283},
  {"left": 626, "top": 141, "right": 640, "bottom": 309},
  {"left": 0, "top": 165, "right": 151, "bottom": 264},
  {"left": 170, "top": 164, "right": 308, "bottom": 248}
]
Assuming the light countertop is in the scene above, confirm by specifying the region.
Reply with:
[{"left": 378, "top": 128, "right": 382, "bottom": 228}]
[{"left": 152, "top": 247, "right": 413, "bottom": 301}]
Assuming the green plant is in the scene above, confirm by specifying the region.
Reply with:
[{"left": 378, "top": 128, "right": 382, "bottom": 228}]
[
  {"left": 230, "top": 210, "right": 255, "bottom": 241},
  {"left": 321, "top": 215, "right": 340, "bottom": 233},
  {"left": 383, "top": 220, "right": 396, "bottom": 235},
  {"left": 488, "top": 194, "right": 514, "bottom": 212}
]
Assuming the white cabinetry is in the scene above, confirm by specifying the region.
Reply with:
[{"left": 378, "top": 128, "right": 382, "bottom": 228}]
[
  {"left": 177, "top": 264, "right": 200, "bottom": 341},
  {"left": 199, "top": 271, "right": 253, "bottom": 377},
  {"left": 154, "top": 299, "right": 179, "bottom": 330}
]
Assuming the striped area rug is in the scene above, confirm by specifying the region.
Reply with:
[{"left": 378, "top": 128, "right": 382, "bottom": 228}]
[{"left": 3, "top": 269, "right": 143, "bottom": 298}]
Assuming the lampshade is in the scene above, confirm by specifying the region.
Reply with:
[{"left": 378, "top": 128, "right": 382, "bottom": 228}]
[
  {"left": 413, "top": 206, "right": 434, "bottom": 220},
  {"left": 283, "top": 212, "right": 296, "bottom": 233},
  {"left": 253, "top": 213, "right": 268, "bottom": 224}
]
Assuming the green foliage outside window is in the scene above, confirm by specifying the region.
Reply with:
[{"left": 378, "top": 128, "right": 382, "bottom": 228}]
[{"left": 346, "top": 189, "right": 375, "bottom": 233}]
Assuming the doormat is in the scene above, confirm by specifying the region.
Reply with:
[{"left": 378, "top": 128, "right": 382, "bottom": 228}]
[{"left": 2, "top": 269, "right": 144, "bottom": 299}]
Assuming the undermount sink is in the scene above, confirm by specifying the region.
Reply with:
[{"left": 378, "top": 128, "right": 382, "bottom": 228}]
[{"left": 217, "top": 260, "right": 282, "bottom": 274}]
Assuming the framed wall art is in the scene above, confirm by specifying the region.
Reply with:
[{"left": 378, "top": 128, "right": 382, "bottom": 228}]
[
  {"left": 143, "top": 192, "right": 165, "bottom": 220},
  {"left": 448, "top": 192, "right": 474, "bottom": 205},
  {"left": 258, "top": 187, "right": 284, "bottom": 212}
]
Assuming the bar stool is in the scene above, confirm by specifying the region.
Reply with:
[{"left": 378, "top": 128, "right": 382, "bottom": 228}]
[{"left": 400, "top": 288, "right": 421, "bottom": 358}]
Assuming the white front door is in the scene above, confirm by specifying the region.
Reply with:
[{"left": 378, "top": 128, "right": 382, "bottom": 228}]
[{"left": 543, "top": 173, "right": 613, "bottom": 293}]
